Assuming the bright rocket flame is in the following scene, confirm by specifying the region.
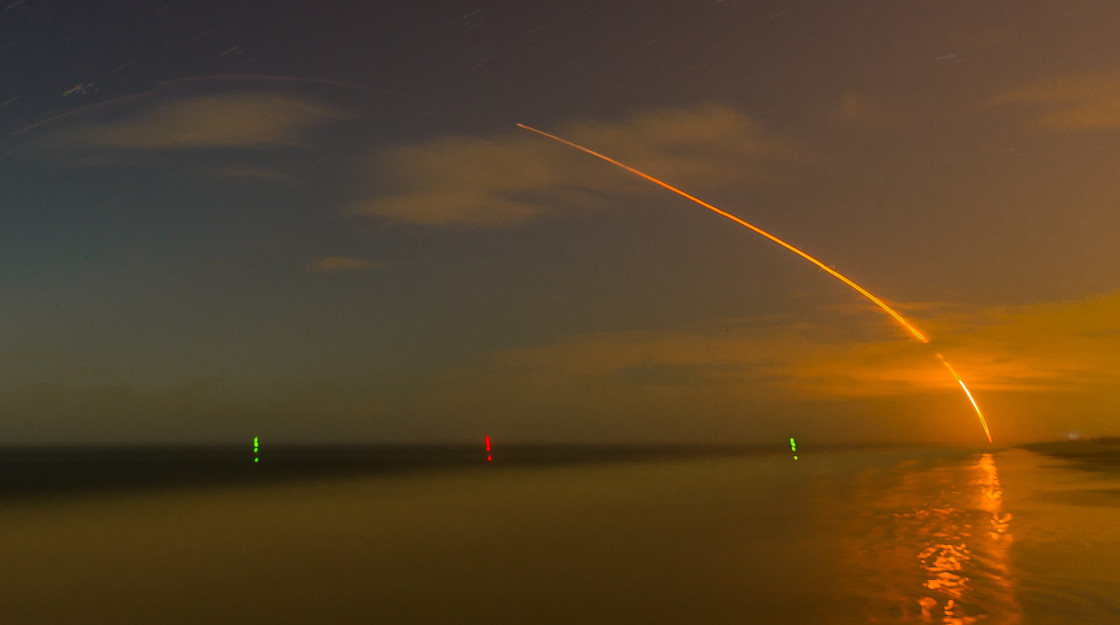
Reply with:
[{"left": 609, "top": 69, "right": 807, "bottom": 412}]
[
  {"left": 517, "top": 122, "right": 994, "bottom": 443},
  {"left": 937, "top": 354, "right": 993, "bottom": 444}
]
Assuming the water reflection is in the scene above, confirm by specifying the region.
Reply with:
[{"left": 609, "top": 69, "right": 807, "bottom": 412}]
[
  {"left": 911, "top": 454, "right": 1016, "bottom": 623},
  {"left": 842, "top": 452, "right": 1021, "bottom": 624}
]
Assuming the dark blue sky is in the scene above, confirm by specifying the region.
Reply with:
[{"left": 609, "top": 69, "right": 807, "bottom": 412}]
[{"left": 3, "top": 0, "right": 1119, "bottom": 444}]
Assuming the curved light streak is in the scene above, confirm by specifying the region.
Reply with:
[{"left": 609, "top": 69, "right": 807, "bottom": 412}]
[
  {"left": 517, "top": 124, "right": 926, "bottom": 342},
  {"left": 517, "top": 122, "right": 992, "bottom": 443},
  {"left": 937, "top": 355, "right": 993, "bottom": 444}
]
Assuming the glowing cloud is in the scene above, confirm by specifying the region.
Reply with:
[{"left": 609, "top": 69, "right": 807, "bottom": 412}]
[
  {"left": 992, "top": 73, "right": 1120, "bottom": 131},
  {"left": 351, "top": 105, "right": 795, "bottom": 226}
]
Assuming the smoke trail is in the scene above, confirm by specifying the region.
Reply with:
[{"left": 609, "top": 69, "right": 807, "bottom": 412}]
[{"left": 517, "top": 122, "right": 993, "bottom": 443}]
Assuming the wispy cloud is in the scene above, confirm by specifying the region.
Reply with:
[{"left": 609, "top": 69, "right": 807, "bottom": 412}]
[
  {"left": 991, "top": 73, "right": 1120, "bottom": 131},
  {"left": 351, "top": 104, "right": 798, "bottom": 227},
  {"left": 306, "top": 255, "right": 383, "bottom": 273},
  {"left": 791, "top": 291, "right": 1120, "bottom": 396},
  {"left": 921, "top": 290, "right": 1120, "bottom": 390},
  {"left": 43, "top": 93, "right": 348, "bottom": 151},
  {"left": 420, "top": 289, "right": 1120, "bottom": 417}
]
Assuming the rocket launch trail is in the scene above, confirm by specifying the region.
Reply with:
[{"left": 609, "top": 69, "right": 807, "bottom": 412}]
[
  {"left": 517, "top": 123, "right": 993, "bottom": 443},
  {"left": 937, "top": 354, "right": 993, "bottom": 444},
  {"left": 517, "top": 124, "right": 926, "bottom": 341}
]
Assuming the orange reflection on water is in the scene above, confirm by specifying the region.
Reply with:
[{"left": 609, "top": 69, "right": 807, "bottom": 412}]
[
  {"left": 977, "top": 454, "right": 1013, "bottom": 542},
  {"left": 918, "top": 541, "right": 970, "bottom": 597},
  {"left": 845, "top": 453, "right": 1020, "bottom": 624},
  {"left": 911, "top": 453, "right": 1017, "bottom": 625}
]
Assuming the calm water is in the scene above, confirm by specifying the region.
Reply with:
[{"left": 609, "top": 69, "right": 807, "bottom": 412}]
[{"left": 2, "top": 447, "right": 1119, "bottom": 623}]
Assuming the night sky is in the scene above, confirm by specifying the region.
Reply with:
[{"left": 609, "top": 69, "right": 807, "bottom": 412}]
[{"left": 3, "top": 0, "right": 1118, "bottom": 445}]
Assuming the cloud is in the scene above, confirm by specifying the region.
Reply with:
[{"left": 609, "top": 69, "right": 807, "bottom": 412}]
[
  {"left": 778, "top": 291, "right": 1120, "bottom": 396},
  {"left": 351, "top": 104, "right": 797, "bottom": 226},
  {"left": 921, "top": 290, "right": 1120, "bottom": 391},
  {"left": 412, "top": 289, "right": 1120, "bottom": 429},
  {"left": 469, "top": 317, "right": 932, "bottom": 402},
  {"left": 383, "top": 290, "right": 1120, "bottom": 442},
  {"left": 991, "top": 74, "right": 1120, "bottom": 131},
  {"left": 43, "top": 93, "right": 348, "bottom": 151},
  {"left": 306, "top": 255, "right": 383, "bottom": 273}
]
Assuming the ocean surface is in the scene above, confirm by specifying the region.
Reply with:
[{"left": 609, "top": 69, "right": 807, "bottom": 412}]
[{"left": 2, "top": 443, "right": 1119, "bottom": 624}]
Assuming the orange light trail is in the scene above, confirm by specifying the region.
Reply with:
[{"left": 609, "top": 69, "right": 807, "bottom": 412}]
[
  {"left": 517, "top": 124, "right": 927, "bottom": 343},
  {"left": 517, "top": 122, "right": 993, "bottom": 443},
  {"left": 937, "top": 354, "right": 993, "bottom": 443}
]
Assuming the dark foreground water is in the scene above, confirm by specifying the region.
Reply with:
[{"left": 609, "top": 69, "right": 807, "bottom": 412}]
[{"left": 2, "top": 444, "right": 1119, "bottom": 624}]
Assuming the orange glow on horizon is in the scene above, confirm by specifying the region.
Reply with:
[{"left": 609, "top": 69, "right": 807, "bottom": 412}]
[{"left": 518, "top": 122, "right": 995, "bottom": 443}]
